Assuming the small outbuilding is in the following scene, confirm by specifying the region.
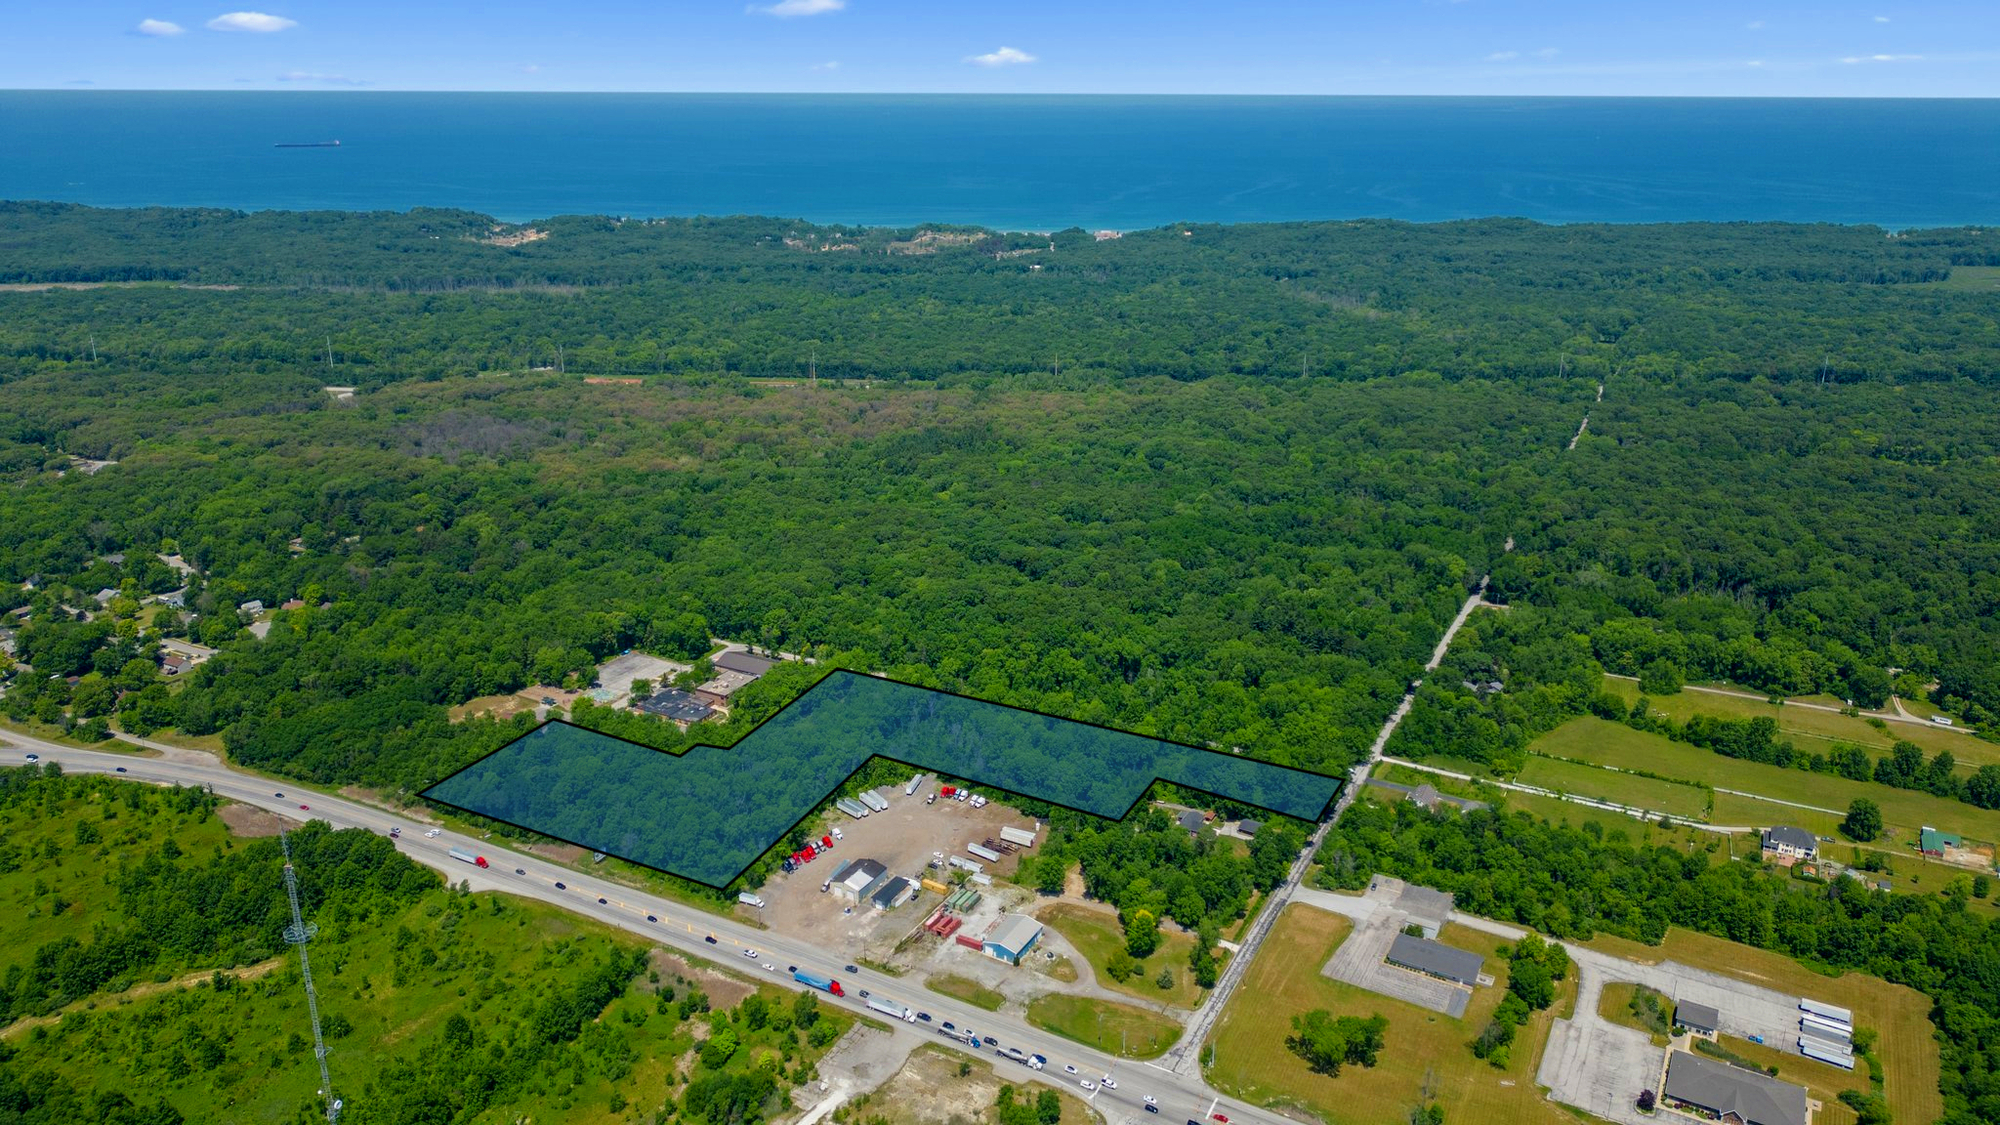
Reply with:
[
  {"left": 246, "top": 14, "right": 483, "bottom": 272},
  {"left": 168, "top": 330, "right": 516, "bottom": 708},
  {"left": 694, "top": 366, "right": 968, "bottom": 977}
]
[{"left": 1675, "top": 1000, "right": 1721, "bottom": 1037}]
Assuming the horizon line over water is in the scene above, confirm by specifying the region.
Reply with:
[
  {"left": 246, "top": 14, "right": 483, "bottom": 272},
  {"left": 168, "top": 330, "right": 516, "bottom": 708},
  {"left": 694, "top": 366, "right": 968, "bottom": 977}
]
[{"left": 4, "top": 91, "right": 1996, "bottom": 230}]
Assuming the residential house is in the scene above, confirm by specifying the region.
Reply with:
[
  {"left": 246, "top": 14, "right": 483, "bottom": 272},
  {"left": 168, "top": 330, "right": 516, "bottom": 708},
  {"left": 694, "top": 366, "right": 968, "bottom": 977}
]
[{"left": 1760, "top": 826, "right": 1818, "bottom": 866}]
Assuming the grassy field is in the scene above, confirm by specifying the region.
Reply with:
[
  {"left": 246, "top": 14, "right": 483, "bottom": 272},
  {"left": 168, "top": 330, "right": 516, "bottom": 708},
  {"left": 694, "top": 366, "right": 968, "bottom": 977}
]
[
  {"left": 1602, "top": 677, "right": 1995, "bottom": 768},
  {"left": 926, "top": 973, "right": 1006, "bottom": 1012},
  {"left": 1582, "top": 927, "right": 1942, "bottom": 1125},
  {"left": 1036, "top": 902, "right": 1205, "bottom": 1009},
  {"left": 1024, "top": 994, "right": 1182, "bottom": 1060},
  {"left": 1516, "top": 754, "right": 1712, "bottom": 819},
  {"left": 1204, "top": 904, "right": 1579, "bottom": 1125},
  {"left": 1532, "top": 716, "right": 2000, "bottom": 844},
  {"left": 0, "top": 776, "right": 236, "bottom": 971}
]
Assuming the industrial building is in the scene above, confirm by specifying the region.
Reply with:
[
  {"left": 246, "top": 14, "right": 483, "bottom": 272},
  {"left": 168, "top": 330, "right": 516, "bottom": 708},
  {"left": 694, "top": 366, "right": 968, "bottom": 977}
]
[
  {"left": 1385, "top": 933, "right": 1483, "bottom": 987},
  {"left": 981, "top": 914, "right": 1044, "bottom": 964},
  {"left": 871, "top": 876, "right": 914, "bottom": 911},
  {"left": 1661, "top": 1050, "right": 1808, "bottom": 1125},
  {"left": 830, "top": 858, "right": 889, "bottom": 904}
]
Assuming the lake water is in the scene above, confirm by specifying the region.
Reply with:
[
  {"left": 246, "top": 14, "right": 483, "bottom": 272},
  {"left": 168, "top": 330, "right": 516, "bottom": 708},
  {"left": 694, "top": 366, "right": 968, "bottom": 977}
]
[{"left": 3, "top": 92, "right": 1995, "bottom": 229}]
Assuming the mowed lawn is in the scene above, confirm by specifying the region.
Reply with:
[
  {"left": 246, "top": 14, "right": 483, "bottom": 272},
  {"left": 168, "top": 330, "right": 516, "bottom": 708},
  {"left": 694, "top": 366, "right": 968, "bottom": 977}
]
[
  {"left": 1602, "top": 677, "right": 1995, "bottom": 769},
  {"left": 1531, "top": 717, "right": 2000, "bottom": 844},
  {"left": 926, "top": 973, "right": 1006, "bottom": 1012},
  {"left": 1583, "top": 927, "right": 1942, "bottom": 1125},
  {"left": 1516, "top": 755, "right": 1712, "bottom": 820},
  {"left": 1037, "top": 903, "right": 1206, "bottom": 1009},
  {"left": 1024, "top": 993, "right": 1182, "bottom": 1060},
  {"left": 1205, "top": 905, "right": 1578, "bottom": 1125}
]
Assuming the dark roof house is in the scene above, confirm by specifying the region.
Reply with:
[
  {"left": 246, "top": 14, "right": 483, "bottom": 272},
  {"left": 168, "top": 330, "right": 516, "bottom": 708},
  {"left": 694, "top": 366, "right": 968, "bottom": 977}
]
[
  {"left": 1662, "top": 1050, "right": 1808, "bottom": 1125},
  {"left": 1675, "top": 1000, "right": 1722, "bottom": 1035},
  {"left": 1177, "top": 809, "right": 1207, "bottom": 833},
  {"left": 1761, "top": 825, "right": 1818, "bottom": 857},
  {"left": 1385, "top": 933, "right": 1483, "bottom": 986}
]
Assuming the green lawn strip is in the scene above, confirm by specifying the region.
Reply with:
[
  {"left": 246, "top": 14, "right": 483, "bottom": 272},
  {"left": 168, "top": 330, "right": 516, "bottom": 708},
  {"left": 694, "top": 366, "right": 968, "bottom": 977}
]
[
  {"left": 1516, "top": 754, "right": 1711, "bottom": 820},
  {"left": 1602, "top": 678, "right": 1994, "bottom": 768},
  {"left": 1036, "top": 903, "right": 1205, "bottom": 1009},
  {"left": 1024, "top": 994, "right": 1181, "bottom": 1060},
  {"left": 926, "top": 974, "right": 1006, "bottom": 1012},
  {"left": 1531, "top": 717, "right": 2000, "bottom": 844},
  {"left": 1596, "top": 982, "right": 1671, "bottom": 1046}
]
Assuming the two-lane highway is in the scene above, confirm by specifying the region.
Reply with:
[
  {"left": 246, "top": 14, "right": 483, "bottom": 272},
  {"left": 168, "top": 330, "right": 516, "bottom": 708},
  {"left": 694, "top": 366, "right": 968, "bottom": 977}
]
[{"left": 1, "top": 730, "right": 1309, "bottom": 1125}]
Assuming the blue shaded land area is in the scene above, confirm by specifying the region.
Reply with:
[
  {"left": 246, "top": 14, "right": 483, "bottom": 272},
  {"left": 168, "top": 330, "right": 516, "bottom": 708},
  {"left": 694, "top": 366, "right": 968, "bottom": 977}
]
[{"left": 422, "top": 671, "right": 1339, "bottom": 887}]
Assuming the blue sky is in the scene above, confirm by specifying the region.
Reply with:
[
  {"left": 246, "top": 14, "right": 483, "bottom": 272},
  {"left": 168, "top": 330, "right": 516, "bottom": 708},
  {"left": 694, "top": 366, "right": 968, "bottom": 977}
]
[{"left": 5, "top": 1, "right": 1995, "bottom": 95}]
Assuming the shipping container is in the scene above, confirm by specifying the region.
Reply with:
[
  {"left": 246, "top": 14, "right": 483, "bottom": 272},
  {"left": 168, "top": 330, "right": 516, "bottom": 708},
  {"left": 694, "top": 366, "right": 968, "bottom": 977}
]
[
  {"left": 999, "top": 826, "right": 1037, "bottom": 848},
  {"left": 948, "top": 856, "right": 983, "bottom": 874},
  {"left": 836, "top": 798, "right": 869, "bottom": 819},
  {"left": 966, "top": 842, "right": 1002, "bottom": 863},
  {"left": 1799, "top": 1037, "right": 1856, "bottom": 1069},
  {"left": 906, "top": 773, "right": 926, "bottom": 796},
  {"left": 859, "top": 790, "right": 890, "bottom": 812},
  {"left": 1800, "top": 1014, "right": 1852, "bottom": 1042}
]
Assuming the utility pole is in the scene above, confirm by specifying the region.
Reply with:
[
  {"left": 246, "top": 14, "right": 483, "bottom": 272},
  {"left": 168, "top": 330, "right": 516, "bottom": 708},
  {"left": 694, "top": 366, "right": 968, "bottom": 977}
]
[
  {"left": 810, "top": 347, "right": 817, "bottom": 389},
  {"left": 325, "top": 336, "right": 334, "bottom": 374},
  {"left": 555, "top": 343, "right": 565, "bottom": 376},
  {"left": 280, "top": 832, "right": 342, "bottom": 1124},
  {"left": 88, "top": 333, "right": 99, "bottom": 363}
]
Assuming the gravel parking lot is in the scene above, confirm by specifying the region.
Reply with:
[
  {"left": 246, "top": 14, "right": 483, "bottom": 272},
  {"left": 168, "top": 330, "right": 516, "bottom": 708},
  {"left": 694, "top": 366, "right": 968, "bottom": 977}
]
[{"left": 752, "top": 785, "right": 1046, "bottom": 961}]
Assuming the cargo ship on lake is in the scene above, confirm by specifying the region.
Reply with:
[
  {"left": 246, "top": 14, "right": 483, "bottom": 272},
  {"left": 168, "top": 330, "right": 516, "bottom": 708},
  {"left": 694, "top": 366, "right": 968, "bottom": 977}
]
[{"left": 274, "top": 140, "right": 341, "bottom": 148}]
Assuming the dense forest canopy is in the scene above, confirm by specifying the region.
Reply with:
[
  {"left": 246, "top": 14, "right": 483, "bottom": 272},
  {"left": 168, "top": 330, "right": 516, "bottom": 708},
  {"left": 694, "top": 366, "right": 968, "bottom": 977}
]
[{"left": 0, "top": 204, "right": 1995, "bottom": 804}]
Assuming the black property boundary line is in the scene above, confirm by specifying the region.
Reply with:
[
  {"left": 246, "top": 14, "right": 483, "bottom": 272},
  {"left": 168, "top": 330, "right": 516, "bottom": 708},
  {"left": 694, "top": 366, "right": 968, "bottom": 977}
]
[{"left": 419, "top": 668, "right": 1350, "bottom": 891}]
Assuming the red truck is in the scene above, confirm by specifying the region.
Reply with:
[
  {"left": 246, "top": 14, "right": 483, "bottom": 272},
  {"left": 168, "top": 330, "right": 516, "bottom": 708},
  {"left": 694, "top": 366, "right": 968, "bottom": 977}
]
[{"left": 448, "top": 848, "right": 489, "bottom": 869}]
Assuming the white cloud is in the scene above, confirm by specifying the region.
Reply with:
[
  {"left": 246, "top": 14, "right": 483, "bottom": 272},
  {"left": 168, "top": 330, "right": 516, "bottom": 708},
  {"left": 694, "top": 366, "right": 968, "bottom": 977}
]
[
  {"left": 811, "top": 60, "right": 841, "bottom": 70},
  {"left": 207, "top": 11, "right": 296, "bottom": 32},
  {"left": 1841, "top": 53, "right": 1921, "bottom": 63},
  {"left": 1486, "top": 50, "right": 1519, "bottom": 61},
  {"left": 751, "top": 0, "right": 845, "bottom": 16},
  {"left": 136, "top": 18, "right": 185, "bottom": 36},
  {"left": 1746, "top": 20, "right": 1765, "bottom": 29},
  {"left": 1874, "top": 14, "right": 1890, "bottom": 22},
  {"left": 519, "top": 63, "right": 541, "bottom": 74},
  {"left": 1534, "top": 47, "right": 1560, "bottom": 58},
  {"left": 967, "top": 46, "right": 1035, "bottom": 67},
  {"left": 1747, "top": 59, "right": 1765, "bottom": 67},
  {"left": 276, "top": 70, "right": 366, "bottom": 85}
]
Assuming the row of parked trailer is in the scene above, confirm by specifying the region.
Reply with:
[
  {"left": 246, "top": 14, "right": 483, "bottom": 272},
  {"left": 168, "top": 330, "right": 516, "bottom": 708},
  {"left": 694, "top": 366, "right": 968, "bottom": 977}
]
[{"left": 1797, "top": 999, "right": 1856, "bottom": 1070}]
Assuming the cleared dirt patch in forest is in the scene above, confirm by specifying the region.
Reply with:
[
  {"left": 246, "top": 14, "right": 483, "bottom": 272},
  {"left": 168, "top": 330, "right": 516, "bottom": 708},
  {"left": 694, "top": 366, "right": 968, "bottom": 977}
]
[
  {"left": 651, "top": 950, "right": 756, "bottom": 1010},
  {"left": 218, "top": 803, "right": 291, "bottom": 837}
]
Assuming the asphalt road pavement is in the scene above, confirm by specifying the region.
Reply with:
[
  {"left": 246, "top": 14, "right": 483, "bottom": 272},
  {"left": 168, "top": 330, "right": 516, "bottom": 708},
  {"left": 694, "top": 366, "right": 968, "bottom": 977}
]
[{"left": 1, "top": 730, "right": 1304, "bottom": 1125}]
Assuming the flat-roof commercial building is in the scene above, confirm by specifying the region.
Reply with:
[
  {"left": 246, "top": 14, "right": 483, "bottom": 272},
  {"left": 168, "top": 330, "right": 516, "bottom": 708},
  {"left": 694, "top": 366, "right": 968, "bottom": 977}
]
[
  {"left": 1662, "top": 1050, "right": 1808, "bottom": 1125},
  {"left": 693, "top": 669, "right": 757, "bottom": 708},
  {"left": 1675, "top": 1000, "right": 1721, "bottom": 1037},
  {"left": 830, "top": 858, "right": 888, "bottom": 904},
  {"left": 714, "top": 650, "right": 778, "bottom": 678},
  {"left": 635, "top": 687, "right": 714, "bottom": 728},
  {"left": 983, "top": 915, "right": 1044, "bottom": 964},
  {"left": 1385, "top": 933, "right": 1483, "bottom": 987}
]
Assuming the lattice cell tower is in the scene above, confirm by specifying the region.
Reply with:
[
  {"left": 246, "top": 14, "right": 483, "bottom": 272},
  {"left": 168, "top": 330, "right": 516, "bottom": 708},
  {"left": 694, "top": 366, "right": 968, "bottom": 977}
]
[{"left": 280, "top": 831, "right": 343, "bottom": 1124}]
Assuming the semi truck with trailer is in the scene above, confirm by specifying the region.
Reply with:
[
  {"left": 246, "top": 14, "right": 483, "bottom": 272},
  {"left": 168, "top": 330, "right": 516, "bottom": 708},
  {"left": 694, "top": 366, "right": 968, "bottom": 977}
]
[
  {"left": 793, "top": 970, "right": 846, "bottom": 997},
  {"left": 905, "top": 773, "right": 926, "bottom": 796},
  {"left": 448, "top": 848, "right": 489, "bottom": 868},
  {"left": 866, "top": 995, "right": 917, "bottom": 1022},
  {"left": 836, "top": 798, "right": 870, "bottom": 819},
  {"left": 859, "top": 789, "right": 890, "bottom": 812}
]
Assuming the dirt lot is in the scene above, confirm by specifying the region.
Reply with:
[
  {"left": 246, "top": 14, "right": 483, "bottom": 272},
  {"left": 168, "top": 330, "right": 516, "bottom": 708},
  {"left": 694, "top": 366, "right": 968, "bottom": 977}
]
[
  {"left": 448, "top": 693, "right": 536, "bottom": 722},
  {"left": 826, "top": 1042, "right": 1094, "bottom": 1125},
  {"left": 219, "top": 803, "right": 293, "bottom": 837},
  {"left": 754, "top": 790, "right": 1044, "bottom": 958},
  {"left": 651, "top": 949, "right": 757, "bottom": 1010}
]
